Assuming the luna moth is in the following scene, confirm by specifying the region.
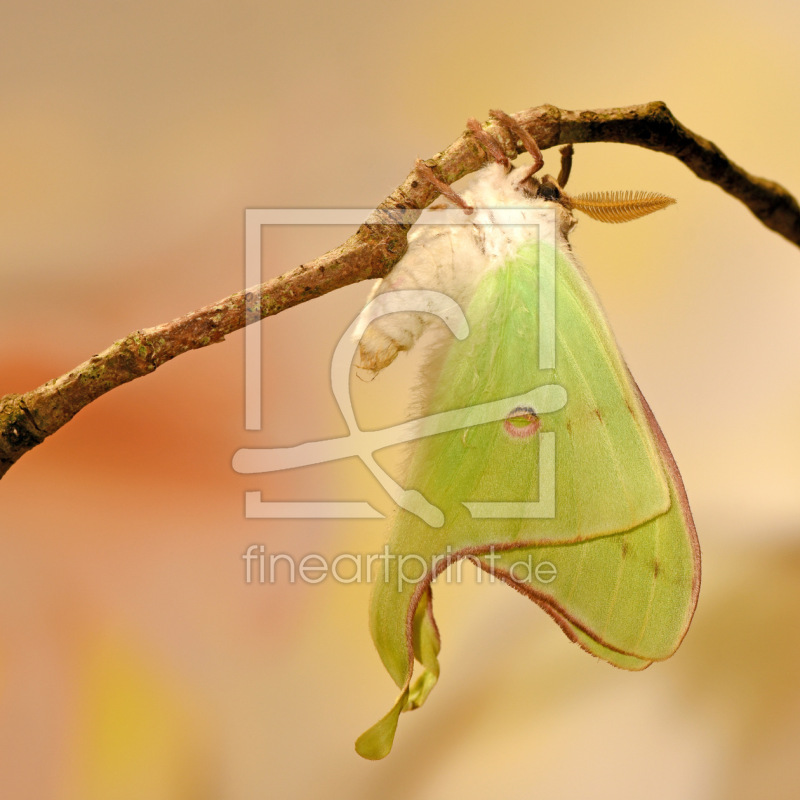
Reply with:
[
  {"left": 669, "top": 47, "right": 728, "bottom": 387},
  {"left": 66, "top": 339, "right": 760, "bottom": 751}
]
[{"left": 353, "top": 113, "right": 701, "bottom": 760}]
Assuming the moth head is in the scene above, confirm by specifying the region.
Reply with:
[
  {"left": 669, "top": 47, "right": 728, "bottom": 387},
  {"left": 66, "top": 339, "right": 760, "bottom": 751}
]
[
  {"left": 512, "top": 169, "right": 578, "bottom": 238},
  {"left": 511, "top": 143, "right": 676, "bottom": 227}
]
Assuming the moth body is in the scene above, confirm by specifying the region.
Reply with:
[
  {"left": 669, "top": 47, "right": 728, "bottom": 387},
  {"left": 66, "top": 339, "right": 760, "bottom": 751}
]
[{"left": 355, "top": 163, "right": 575, "bottom": 375}]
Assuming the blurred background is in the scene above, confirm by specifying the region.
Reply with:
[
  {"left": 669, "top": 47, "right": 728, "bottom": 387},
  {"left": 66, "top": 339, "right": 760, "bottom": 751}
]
[{"left": 2, "top": 1, "right": 800, "bottom": 798}]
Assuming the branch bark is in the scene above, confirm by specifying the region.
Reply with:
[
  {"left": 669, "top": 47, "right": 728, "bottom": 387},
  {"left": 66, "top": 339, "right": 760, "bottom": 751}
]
[{"left": 2, "top": 101, "right": 798, "bottom": 477}]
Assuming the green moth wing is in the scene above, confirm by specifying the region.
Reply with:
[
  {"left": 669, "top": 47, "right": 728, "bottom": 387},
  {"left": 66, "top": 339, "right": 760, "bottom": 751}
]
[
  {"left": 481, "top": 399, "right": 698, "bottom": 669},
  {"left": 355, "top": 219, "right": 700, "bottom": 760}
]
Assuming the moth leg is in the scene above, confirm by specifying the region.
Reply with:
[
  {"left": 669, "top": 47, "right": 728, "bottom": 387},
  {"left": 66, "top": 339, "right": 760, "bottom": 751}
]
[
  {"left": 414, "top": 159, "right": 473, "bottom": 214},
  {"left": 488, "top": 109, "right": 544, "bottom": 175},
  {"left": 466, "top": 117, "right": 510, "bottom": 169},
  {"left": 557, "top": 144, "right": 574, "bottom": 188}
]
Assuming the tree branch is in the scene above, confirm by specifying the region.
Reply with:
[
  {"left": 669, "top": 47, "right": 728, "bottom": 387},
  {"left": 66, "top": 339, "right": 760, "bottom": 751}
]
[{"left": 2, "top": 101, "right": 797, "bottom": 477}]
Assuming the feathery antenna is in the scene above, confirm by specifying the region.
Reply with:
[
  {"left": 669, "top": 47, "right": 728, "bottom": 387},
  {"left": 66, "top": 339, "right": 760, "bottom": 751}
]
[{"left": 569, "top": 190, "right": 676, "bottom": 223}]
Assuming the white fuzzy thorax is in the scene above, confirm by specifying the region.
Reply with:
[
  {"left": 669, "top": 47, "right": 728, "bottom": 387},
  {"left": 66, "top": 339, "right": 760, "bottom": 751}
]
[{"left": 355, "top": 162, "right": 574, "bottom": 374}]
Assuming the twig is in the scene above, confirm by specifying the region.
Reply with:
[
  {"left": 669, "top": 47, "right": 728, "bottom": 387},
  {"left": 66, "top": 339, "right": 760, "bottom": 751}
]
[{"left": 1, "top": 101, "right": 798, "bottom": 477}]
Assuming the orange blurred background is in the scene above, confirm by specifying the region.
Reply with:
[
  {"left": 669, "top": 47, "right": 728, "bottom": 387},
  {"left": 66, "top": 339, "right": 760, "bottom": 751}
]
[{"left": 2, "top": 2, "right": 800, "bottom": 798}]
